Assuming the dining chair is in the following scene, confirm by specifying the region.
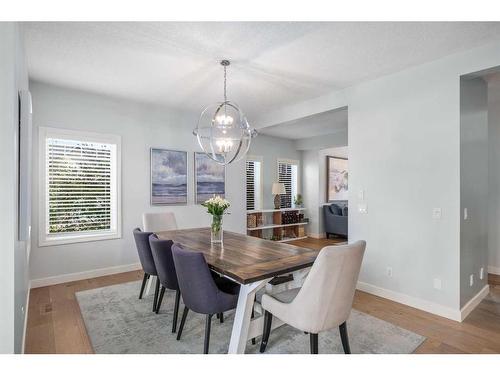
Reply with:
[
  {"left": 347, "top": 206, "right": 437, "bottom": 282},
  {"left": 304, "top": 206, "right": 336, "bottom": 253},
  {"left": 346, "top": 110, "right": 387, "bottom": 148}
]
[
  {"left": 133, "top": 228, "right": 160, "bottom": 312},
  {"left": 259, "top": 240, "right": 366, "bottom": 354},
  {"left": 142, "top": 212, "right": 178, "bottom": 232},
  {"left": 171, "top": 243, "right": 240, "bottom": 354},
  {"left": 149, "top": 234, "right": 182, "bottom": 333}
]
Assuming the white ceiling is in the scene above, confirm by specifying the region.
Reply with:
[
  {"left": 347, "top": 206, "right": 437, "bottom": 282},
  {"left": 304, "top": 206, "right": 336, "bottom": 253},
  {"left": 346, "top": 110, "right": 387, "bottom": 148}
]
[
  {"left": 259, "top": 107, "right": 347, "bottom": 139},
  {"left": 25, "top": 22, "right": 500, "bottom": 122}
]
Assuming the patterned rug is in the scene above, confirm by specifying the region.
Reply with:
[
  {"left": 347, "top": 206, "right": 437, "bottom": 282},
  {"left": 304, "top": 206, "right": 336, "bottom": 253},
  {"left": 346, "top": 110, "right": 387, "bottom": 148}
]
[{"left": 76, "top": 281, "right": 425, "bottom": 354}]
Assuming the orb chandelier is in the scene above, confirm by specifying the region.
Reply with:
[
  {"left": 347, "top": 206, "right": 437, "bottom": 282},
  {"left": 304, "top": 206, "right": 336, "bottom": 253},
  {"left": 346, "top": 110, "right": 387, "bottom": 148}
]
[{"left": 193, "top": 60, "right": 257, "bottom": 165}]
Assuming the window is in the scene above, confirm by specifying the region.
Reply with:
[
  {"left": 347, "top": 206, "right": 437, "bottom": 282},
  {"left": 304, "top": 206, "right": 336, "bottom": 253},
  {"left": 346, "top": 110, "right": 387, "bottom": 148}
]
[
  {"left": 39, "top": 127, "right": 121, "bottom": 246},
  {"left": 277, "top": 159, "right": 299, "bottom": 208},
  {"left": 246, "top": 157, "right": 262, "bottom": 210}
]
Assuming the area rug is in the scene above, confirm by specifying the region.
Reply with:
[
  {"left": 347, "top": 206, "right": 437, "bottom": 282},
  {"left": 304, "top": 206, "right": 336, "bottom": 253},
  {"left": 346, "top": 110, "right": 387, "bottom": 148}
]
[{"left": 76, "top": 281, "right": 425, "bottom": 354}]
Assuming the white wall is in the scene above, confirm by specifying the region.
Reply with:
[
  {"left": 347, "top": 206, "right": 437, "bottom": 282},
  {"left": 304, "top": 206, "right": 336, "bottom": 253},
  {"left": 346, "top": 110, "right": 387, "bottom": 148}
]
[
  {"left": 0, "top": 23, "right": 30, "bottom": 354},
  {"left": 488, "top": 80, "right": 500, "bottom": 275},
  {"left": 255, "top": 39, "right": 500, "bottom": 317},
  {"left": 29, "top": 81, "right": 246, "bottom": 282},
  {"left": 248, "top": 135, "right": 302, "bottom": 209},
  {"left": 460, "top": 77, "right": 489, "bottom": 306}
]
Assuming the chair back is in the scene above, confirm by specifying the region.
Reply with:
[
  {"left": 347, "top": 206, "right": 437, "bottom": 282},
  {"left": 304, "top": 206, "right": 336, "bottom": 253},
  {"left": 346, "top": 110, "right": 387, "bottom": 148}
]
[
  {"left": 290, "top": 241, "right": 366, "bottom": 333},
  {"left": 171, "top": 243, "right": 221, "bottom": 314},
  {"left": 142, "top": 212, "right": 178, "bottom": 232},
  {"left": 149, "top": 234, "right": 178, "bottom": 291},
  {"left": 133, "top": 228, "right": 157, "bottom": 276}
]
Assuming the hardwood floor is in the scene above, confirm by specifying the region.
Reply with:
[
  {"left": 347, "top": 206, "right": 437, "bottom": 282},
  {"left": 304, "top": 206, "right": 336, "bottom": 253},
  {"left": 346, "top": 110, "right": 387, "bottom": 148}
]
[{"left": 25, "top": 237, "right": 500, "bottom": 354}]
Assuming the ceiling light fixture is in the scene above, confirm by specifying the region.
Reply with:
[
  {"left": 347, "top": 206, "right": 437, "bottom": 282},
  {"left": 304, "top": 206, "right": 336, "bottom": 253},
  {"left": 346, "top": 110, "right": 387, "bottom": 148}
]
[{"left": 193, "top": 60, "right": 257, "bottom": 165}]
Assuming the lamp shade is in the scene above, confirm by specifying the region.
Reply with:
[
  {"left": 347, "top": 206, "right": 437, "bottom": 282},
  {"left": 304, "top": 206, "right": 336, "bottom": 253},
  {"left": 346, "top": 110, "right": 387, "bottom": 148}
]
[{"left": 272, "top": 182, "right": 286, "bottom": 195}]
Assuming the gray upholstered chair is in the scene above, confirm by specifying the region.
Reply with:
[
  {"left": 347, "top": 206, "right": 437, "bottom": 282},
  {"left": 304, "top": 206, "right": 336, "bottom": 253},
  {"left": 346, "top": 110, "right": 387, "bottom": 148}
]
[
  {"left": 142, "top": 212, "right": 178, "bottom": 232},
  {"left": 133, "top": 228, "right": 160, "bottom": 312},
  {"left": 149, "top": 234, "right": 181, "bottom": 334},
  {"left": 171, "top": 243, "right": 240, "bottom": 354},
  {"left": 323, "top": 203, "right": 348, "bottom": 238},
  {"left": 259, "top": 241, "right": 366, "bottom": 354}
]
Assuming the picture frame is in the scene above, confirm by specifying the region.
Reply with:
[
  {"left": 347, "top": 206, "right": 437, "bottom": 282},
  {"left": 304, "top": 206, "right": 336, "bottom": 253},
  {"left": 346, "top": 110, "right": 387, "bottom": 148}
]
[
  {"left": 194, "top": 152, "right": 226, "bottom": 204},
  {"left": 150, "top": 148, "right": 188, "bottom": 205},
  {"left": 326, "top": 156, "right": 348, "bottom": 202}
]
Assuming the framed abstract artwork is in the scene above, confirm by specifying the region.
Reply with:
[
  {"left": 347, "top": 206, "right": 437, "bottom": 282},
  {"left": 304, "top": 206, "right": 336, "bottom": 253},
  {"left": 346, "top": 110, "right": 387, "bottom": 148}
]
[
  {"left": 150, "top": 148, "right": 188, "bottom": 205},
  {"left": 327, "top": 156, "right": 348, "bottom": 201},
  {"left": 194, "top": 152, "right": 225, "bottom": 204}
]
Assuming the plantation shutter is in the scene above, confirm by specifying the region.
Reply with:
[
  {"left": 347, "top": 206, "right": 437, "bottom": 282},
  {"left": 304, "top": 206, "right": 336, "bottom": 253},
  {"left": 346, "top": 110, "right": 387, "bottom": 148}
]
[
  {"left": 46, "top": 138, "right": 114, "bottom": 234},
  {"left": 246, "top": 160, "right": 255, "bottom": 210},
  {"left": 278, "top": 161, "right": 292, "bottom": 208}
]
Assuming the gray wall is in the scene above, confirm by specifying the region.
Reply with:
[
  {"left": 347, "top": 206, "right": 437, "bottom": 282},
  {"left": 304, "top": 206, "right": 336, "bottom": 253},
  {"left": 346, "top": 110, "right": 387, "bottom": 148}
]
[
  {"left": 488, "top": 80, "right": 500, "bottom": 275},
  {"left": 460, "top": 77, "right": 489, "bottom": 307},
  {"left": 248, "top": 135, "right": 302, "bottom": 209},
  {"left": 0, "top": 23, "right": 30, "bottom": 353},
  {"left": 29, "top": 81, "right": 246, "bottom": 282}
]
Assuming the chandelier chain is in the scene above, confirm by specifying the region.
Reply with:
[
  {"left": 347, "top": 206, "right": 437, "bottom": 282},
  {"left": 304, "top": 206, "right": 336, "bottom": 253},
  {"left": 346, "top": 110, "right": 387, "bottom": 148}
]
[{"left": 223, "top": 65, "right": 227, "bottom": 103}]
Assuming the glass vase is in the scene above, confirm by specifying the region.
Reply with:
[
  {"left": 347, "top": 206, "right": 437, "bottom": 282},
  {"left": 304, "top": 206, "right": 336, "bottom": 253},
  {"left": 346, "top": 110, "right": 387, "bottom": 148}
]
[{"left": 211, "top": 214, "right": 223, "bottom": 244}]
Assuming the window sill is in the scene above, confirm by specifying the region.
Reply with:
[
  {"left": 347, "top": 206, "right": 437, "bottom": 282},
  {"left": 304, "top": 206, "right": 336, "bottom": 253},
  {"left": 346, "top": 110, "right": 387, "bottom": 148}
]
[{"left": 39, "top": 230, "right": 122, "bottom": 247}]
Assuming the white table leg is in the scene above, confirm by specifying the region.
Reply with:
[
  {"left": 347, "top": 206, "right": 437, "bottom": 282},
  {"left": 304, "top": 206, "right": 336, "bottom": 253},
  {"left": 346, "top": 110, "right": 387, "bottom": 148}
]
[
  {"left": 144, "top": 275, "right": 156, "bottom": 296},
  {"left": 228, "top": 278, "right": 270, "bottom": 354}
]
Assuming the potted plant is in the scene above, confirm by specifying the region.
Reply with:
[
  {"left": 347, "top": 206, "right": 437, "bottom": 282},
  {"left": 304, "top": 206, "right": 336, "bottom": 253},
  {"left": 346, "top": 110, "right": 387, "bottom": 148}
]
[
  {"left": 202, "top": 195, "right": 230, "bottom": 244},
  {"left": 294, "top": 194, "right": 303, "bottom": 208}
]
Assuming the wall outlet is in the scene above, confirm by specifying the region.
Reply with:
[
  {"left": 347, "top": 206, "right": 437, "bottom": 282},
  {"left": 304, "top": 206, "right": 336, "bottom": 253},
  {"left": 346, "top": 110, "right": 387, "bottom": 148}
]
[
  {"left": 386, "top": 267, "right": 393, "bottom": 278},
  {"left": 433, "top": 278, "right": 442, "bottom": 290},
  {"left": 21, "top": 305, "right": 24, "bottom": 315},
  {"left": 358, "top": 203, "right": 368, "bottom": 214},
  {"left": 480, "top": 267, "right": 484, "bottom": 280},
  {"left": 469, "top": 274, "right": 474, "bottom": 287},
  {"left": 464, "top": 208, "right": 468, "bottom": 220},
  {"left": 432, "top": 208, "right": 442, "bottom": 219}
]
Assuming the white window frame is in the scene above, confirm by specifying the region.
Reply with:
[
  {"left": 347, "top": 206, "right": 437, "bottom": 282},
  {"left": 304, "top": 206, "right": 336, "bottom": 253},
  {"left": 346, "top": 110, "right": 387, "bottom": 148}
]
[
  {"left": 246, "top": 155, "right": 263, "bottom": 211},
  {"left": 277, "top": 158, "right": 301, "bottom": 208},
  {"left": 38, "top": 127, "right": 122, "bottom": 246}
]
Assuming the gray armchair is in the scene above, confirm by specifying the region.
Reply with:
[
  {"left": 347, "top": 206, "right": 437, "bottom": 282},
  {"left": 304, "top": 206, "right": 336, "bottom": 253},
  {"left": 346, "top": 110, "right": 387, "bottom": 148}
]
[{"left": 323, "top": 203, "right": 348, "bottom": 238}]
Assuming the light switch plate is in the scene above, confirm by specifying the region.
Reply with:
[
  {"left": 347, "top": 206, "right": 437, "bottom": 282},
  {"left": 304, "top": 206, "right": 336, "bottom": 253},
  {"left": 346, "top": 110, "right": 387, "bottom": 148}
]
[
  {"left": 358, "top": 189, "right": 365, "bottom": 201},
  {"left": 464, "top": 208, "right": 468, "bottom": 220},
  {"left": 432, "top": 208, "right": 442, "bottom": 219}
]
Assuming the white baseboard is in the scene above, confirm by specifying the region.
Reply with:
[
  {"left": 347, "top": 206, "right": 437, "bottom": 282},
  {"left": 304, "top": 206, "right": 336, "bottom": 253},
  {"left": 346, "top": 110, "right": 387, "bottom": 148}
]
[
  {"left": 21, "top": 280, "right": 31, "bottom": 354},
  {"left": 308, "top": 232, "right": 326, "bottom": 239},
  {"left": 30, "top": 263, "right": 142, "bottom": 288},
  {"left": 460, "top": 284, "right": 490, "bottom": 321},
  {"left": 356, "top": 281, "right": 462, "bottom": 322},
  {"left": 488, "top": 265, "right": 500, "bottom": 276}
]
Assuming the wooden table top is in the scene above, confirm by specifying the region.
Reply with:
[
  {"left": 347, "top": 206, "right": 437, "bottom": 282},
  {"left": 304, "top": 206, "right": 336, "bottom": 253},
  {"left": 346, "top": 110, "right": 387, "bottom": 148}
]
[{"left": 156, "top": 228, "right": 319, "bottom": 284}]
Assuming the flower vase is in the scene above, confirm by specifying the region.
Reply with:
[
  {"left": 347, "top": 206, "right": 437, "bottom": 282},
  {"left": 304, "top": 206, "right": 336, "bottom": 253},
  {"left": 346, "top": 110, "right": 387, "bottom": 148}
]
[{"left": 211, "top": 214, "right": 223, "bottom": 244}]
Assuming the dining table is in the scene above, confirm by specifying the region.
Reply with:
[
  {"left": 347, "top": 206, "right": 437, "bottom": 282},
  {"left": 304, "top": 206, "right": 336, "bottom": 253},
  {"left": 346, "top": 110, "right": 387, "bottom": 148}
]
[{"left": 156, "top": 227, "right": 320, "bottom": 354}]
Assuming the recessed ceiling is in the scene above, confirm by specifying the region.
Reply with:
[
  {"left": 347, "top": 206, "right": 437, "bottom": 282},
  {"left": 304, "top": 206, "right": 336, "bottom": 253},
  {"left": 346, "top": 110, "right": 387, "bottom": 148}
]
[
  {"left": 259, "top": 107, "right": 347, "bottom": 140},
  {"left": 25, "top": 22, "right": 500, "bottom": 122}
]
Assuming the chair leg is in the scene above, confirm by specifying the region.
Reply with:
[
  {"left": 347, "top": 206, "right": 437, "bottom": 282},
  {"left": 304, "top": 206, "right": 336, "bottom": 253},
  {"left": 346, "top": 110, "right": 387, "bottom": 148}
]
[
  {"left": 176, "top": 307, "right": 189, "bottom": 341},
  {"left": 152, "top": 277, "right": 160, "bottom": 312},
  {"left": 339, "top": 321, "right": 351, "bottom": 354},
  {"left": 204, "top": 314, "right": 213, "bottom": 354},
  {"left": 155, "top": 286, "right": 165, "bottom": 314},
  {"left": 310, "top": 333, "right": 318, "bottom": 354},
  {"left": 219, "top": 312, "right": 224, "bottom": 323},
  {"left": 259, "top": 310, "right": 273, "bottom": 353},
  {"left": 251, "top": 306, "right": 256, "bottom": 345},
  {"left": 139, "top": 273, "right": 149, "bottom": 299},
  {"left": 172, "top": 289, "right": 181, "bottom": 333}
]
